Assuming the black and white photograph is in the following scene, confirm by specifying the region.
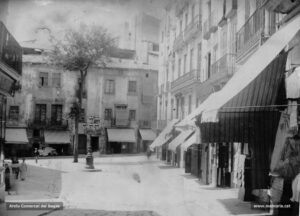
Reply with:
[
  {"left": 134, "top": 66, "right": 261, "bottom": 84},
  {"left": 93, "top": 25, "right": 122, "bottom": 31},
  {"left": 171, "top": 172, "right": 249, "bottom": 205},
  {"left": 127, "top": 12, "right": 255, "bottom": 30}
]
[{"left": 0, "top": 0, "right": 300, "bottom": 215}]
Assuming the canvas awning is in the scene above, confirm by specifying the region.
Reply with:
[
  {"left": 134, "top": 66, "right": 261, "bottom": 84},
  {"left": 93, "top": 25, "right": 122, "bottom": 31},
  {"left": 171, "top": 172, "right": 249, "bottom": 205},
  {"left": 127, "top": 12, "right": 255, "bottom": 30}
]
[
  {"left": 182, "top": 132, "right": 197, "bottom": 151},
  {"left": 149, "top": 119, "right": 179, "bottom": 149},
  {"left": 201, "top": 15, "right": 300, "bottom": 123},
  {"left": 139, "top": 129, "right": 156, "bottom": 141},
  {"left": 5, "top": 128, "right": 28, "bottom": 144},
  {"left": 168, "top": 130, "right": 194, "bottom": 152},
  {"left": 107, "top": 129, "right": 136, "bottom": 143},
  {"left": 44, "top": 131, "right": 70, "bottom": 144}
]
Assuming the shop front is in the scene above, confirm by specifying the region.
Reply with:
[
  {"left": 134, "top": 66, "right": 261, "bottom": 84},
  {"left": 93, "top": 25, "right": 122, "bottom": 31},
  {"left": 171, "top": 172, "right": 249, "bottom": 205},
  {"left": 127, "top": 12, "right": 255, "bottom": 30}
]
[{"left": 106, "top": 128, "right": 136, "bottom": 154}]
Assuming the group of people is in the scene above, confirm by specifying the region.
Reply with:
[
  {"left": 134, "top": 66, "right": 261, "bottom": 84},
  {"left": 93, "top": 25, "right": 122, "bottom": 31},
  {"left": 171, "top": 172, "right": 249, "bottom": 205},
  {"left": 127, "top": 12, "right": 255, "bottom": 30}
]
[{"left": 10, "top": 156, "right": 28, "bottom": 180}]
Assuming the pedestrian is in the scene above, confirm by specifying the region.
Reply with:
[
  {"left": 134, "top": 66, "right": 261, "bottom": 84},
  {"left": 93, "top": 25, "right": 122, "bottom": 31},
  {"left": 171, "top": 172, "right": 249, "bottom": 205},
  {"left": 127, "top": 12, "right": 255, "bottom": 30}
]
[
  {"left": 19, "top": 158, "right": 27, "bottom": 181},
  {"left": 146, "top": 147, "right": 151, "bottom": 159},
  {"left": 34, "top": 148, "right": 39, "bottom": 164},
  {"left": 11, "top": 156, "right": 19, "bottom": 179},
  {"left": 4, "top": 164, "right": 10, "bottom": 191}
]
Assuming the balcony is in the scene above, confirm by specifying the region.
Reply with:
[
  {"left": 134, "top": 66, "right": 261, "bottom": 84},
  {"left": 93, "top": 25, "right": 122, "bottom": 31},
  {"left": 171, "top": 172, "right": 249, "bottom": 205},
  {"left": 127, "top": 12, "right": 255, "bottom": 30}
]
[
  {"left": 183, "top": 15, "right": 202, "bottom": 42},
  {"left": 173, "top": 32, "right": 184, "bottom": 51},
  {"left": 175, "top": 0, "right": 190, "bottom": 17},
  {"left": 209, "top": 11, "right": 218, "bottom": 33},
  {"left": 264, "top": 0, "right": 300, "bottom": 14},
  {"left": 236, "top": 7, "right": 276, "bottom": 64},
  {"left": 0, "top": 21, "right": 22, "bottom": 76},
  {"left": 139, "top": 120, "right": 151, "bottom": 129},
  {"left": 203, "top": 19, "right": 211, "bottom": 40},
  {"left": 171, "top": 69, "right": 199, "bottom": 92},
  {"left": 211, "top": 53, "right": 236, "bottom": 78},
  {"left": 28, "top": 119, "right": 68, "bottom": 130},
  {"left": 225, "top": 0, "right": 237, "bottom": 19}
]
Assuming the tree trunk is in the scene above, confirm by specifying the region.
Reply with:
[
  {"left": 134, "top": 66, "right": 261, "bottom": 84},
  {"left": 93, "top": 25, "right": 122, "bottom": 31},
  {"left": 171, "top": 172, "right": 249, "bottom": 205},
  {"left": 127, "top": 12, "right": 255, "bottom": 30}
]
[{"left": 73, "top": 70, "right": 84, "bottom": 163}]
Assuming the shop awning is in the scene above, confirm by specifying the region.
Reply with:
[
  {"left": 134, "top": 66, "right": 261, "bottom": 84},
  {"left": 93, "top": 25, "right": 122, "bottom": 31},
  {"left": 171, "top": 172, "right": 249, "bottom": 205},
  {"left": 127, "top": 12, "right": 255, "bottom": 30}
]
[
  {"left": 176, "top": 93, "right": 218, "bottom": 128},
  {"left": 168, "top": 129, "right": 194, "bottom": 152},
  {"left": 201, "top": 15, "right": 300, "bottom": 123},
  {"left": 139, "top": 129, "right": 156, "bottom": 141},
  {"left": 182, "top": 133, "right": 197, "bottom": 151},
  {"left": 44, "top": 131, "right": 70, "bottom": 144},
  {"left": 5, "top": 128, "right": 28, "bottom": 144},
  {"left": 107, "top": 129, "right": 136, "bottom": 143},
  {"left": 149, "top": 119, "right": 179, "bottom": 149}
]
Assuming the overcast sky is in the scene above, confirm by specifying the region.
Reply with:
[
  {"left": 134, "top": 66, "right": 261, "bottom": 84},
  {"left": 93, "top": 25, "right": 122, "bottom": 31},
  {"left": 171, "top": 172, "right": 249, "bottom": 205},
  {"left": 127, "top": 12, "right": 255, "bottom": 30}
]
[{"left": 7, "top": 0, "right": 167, "bottom": 49}]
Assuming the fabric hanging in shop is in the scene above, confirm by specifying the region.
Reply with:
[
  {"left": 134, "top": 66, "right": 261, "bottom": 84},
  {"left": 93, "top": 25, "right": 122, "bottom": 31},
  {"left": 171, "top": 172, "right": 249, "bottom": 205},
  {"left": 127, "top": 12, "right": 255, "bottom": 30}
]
[
  {"left": 288, "top": 100, "right": 298, "bottom": 130},
  {"left": 286, "top": 67, "right": 300, "bottom": 99},
  {"left": 270, "top": 112, "right": 290, "bottom": 172}
]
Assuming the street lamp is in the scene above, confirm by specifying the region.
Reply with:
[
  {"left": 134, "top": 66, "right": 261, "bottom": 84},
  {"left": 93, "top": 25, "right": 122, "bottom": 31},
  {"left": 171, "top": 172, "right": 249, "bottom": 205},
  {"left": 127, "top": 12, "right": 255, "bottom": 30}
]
[{"left": 82, "top": 116, "right": 102, "bottom": 169}]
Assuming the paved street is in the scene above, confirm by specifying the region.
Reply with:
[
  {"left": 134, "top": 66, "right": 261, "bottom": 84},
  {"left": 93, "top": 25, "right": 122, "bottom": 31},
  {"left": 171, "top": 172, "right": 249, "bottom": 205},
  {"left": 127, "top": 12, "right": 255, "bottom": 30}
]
[{"left": 1, "top": 155, "right": 269, "bottom": 216}]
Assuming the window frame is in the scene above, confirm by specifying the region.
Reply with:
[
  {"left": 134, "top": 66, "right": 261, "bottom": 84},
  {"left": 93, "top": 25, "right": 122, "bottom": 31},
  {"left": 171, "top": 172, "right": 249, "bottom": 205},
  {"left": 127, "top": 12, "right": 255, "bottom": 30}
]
[
  {"left": 39, "top": 72, "right": 49, "bottom": 87},
  {"left": 128, "top": 80, "right": 137, "bottom": 94},
  {"left": 129, "top": 109, "right": 136, "bottom": 121},
  {"left": 8, "top": 106, "right": 19, "bottom": 121},
  {"left": 104, "top": 79, "right": 115, "bottom": 94}
]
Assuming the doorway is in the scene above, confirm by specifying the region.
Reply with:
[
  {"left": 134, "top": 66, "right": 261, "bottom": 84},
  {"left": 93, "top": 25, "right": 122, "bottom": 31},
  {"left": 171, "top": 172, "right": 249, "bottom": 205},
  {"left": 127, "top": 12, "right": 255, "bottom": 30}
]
[
  {"left": 110, "top": 142, "right": 122, "bottom": 154},
  {"left": 91, "top": 136, "right": 99, "bottom": 152}
]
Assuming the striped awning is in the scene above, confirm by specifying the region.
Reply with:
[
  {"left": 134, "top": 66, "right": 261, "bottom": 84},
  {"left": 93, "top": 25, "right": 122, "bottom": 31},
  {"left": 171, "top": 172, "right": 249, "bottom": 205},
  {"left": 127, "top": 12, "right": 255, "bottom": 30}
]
[
  {"left": 150, "top": 119, "right": 179, "bottom": 149},
  {"left": 168, "top": 130, "right": 194, "bottom": 152},
  {"left": 201, "top": 15, "right": 300, "bottom": 123},
  {"left": 5, "top": 128, "right": 28, "bottom": 144},
  {"left": 139, "top": 129, "right": 156, "bottom": 141}
]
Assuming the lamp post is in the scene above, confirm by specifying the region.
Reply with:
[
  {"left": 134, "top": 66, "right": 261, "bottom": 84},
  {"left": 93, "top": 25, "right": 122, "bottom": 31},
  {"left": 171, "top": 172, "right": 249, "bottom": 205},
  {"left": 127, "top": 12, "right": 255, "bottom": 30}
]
[{"left": 82, "top": 116, "right": 102, "bottom": 169}]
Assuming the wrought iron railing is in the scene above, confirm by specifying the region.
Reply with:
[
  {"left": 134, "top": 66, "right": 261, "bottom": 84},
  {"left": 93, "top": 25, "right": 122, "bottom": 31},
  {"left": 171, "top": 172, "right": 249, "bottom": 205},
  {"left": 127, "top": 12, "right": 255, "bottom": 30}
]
[
  {"left": 210, "top": 54, "right": 236, "bottom": 76},
  {"left": 236, "top": 8, "right": 264, "bottom": 53},
  {"left": 28, "top": 119, "right": 68, "bottom": 129},
  {"left": 171, "top": 69, "right": 198, "bottom": 89}
]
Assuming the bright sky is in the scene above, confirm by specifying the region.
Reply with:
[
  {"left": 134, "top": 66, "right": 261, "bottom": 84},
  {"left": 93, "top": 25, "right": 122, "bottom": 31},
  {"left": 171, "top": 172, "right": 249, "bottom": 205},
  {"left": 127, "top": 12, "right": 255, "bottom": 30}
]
[{"left": 7, "top": 0, "right": 167, "bottom": 49}]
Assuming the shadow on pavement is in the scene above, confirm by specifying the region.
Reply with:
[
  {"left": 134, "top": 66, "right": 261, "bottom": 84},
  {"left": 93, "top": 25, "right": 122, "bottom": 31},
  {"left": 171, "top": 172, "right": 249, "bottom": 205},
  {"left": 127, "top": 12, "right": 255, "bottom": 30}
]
[
  {"left": 157, "top": 165, "right": 178, "bottom": 169},
  {"left": 180, "top": 174, "right": 198, "bottom": 179},
  {"left": 7, "top": 164, "right": 64, "bottom": 201},
  {"left": 217, "top": 198, "right": 269, "bottom": 215}
]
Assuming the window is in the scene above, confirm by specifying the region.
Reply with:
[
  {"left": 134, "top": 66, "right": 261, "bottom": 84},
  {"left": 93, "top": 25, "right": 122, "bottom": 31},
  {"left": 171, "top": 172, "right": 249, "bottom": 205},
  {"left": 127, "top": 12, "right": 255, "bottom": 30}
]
[
  {"left": 190, "top": 49, "right": 194, "bottom": 71},
  {"left": 52, "top": 73, "right": 61, "bottom": 87},
  {"left": 161, "top": 31, "right": 164, "bottom": 42},
  {"left": 176, "top": 98, "right": 179, "bottom": 118},
  {"left": 178, "top": 58, "right": 181, "bottom": 77},
  {"left": 39, "top": 72, "right": 48, "bottom": 87},
  {"left": 129, "top": 110, "right": 136, "bottom": 121},
  {"left": 179, "top": 20, "right": 183, "bottom": 33},
  {"left": 35, "top": 104, "right": 47, "bottom": 123},
  {"left": 165, "top": 100, "right": 168, "bottom": 120},
  {"left": 51, "top": 104, "right": 62, "bottom": 124},
  {"left": 79, "top": 108, "right": 85, "bottom": 122},
  {"left": 104, "top": 108, "right": 112, "bottom": 120},
  {"left": 184, "top": 54, "right": 187, "bottom": 74},
  {"left": 171, "top": 99, "right": 174, "bottom": 120},
  {"left": 185, "top": 13, "right": 188, "bottom": 28},
  {"left": 181, "top": 97, "right": 185, "bottom": 119},
  {"left": 104, "top": 79, "right": 115, "bottom": 94},
  {"left": 9, "top": 106, "right": 19, "bottom": 121},
  {"left": 128, "top": 81, "right": 137, "bottom": 93},
  {"left": 191, "top": 5, "right": 195, "bottom": 20},
  {"left": 188, "top": 95, "right": 192, "bottom": 114}
]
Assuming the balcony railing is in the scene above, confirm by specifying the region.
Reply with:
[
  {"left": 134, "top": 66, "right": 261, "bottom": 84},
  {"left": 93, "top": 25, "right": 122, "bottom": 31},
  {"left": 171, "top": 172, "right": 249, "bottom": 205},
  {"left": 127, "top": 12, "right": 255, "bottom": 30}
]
[
  {"left": 0, "top": 21, "right": 22, "bottom": 75},
  {"left": 203, "top": 19, "right": 211, "bottom": 40},
  {"left": 28, "top": 119, "right": 68, "bottom": 129},
  {"left": 171, "top": 69, "right": 198, "bottom": 89},
  {"left": 210, "top": 11, "right": 218, "bottom": 33},
  {"left": 184, "top": 15, "right": 202, "bottom": 41},
  {"left": 139, "top": 120, "right": 151, "bottom": 129},
  {"left": 173, "top": 32, "right": 184, "bottom": 51},
  {"left": 210, "top": 53, "right": 236, "bottom": 77}
]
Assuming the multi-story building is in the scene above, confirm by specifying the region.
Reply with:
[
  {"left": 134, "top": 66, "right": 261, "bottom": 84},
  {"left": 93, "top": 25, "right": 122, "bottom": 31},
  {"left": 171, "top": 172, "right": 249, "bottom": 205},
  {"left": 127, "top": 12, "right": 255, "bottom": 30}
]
[
  {"left": 5, "top": 48, "right": 77, "bottom": 156},
  {"left": 0, "top": 0, "right": 22, "bottom": 203},
  {"left": 83, "top": 48, "right": 158, "bottom": 154}
]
